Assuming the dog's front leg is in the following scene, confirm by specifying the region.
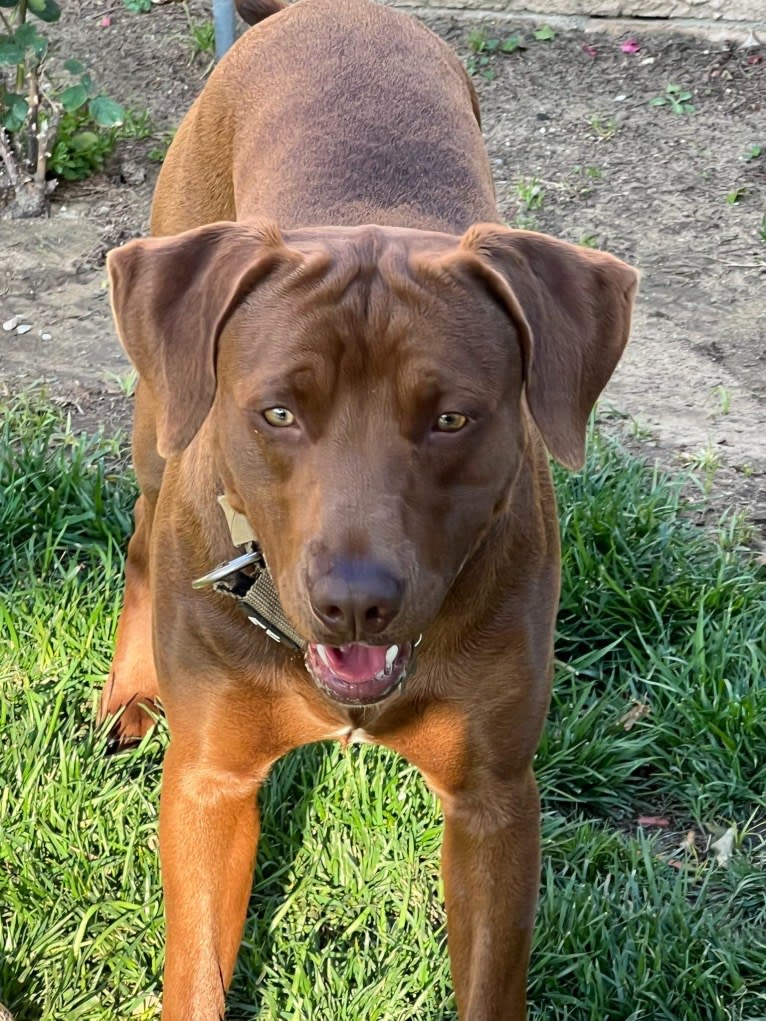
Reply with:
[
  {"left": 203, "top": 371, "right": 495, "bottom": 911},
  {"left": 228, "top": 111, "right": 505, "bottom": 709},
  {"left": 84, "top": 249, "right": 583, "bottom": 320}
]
[
  {"left": 440, "top": 768, "right": 540, "bottom": 1021},
  {"left": 158, "top": 736, "right": 265, "bottom": 1021},
  {"left": 99, "top": 494, "right": 161, "bottom": 744},
  {"left": 384, "top": 704, "right": 542, "bottom": 1021}
]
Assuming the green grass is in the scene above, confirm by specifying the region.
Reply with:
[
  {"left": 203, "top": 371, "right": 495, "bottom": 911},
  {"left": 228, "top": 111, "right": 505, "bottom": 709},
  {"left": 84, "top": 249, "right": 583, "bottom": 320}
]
[{"left": 1, "top": 393, "right": 764, "bottom": 1020}]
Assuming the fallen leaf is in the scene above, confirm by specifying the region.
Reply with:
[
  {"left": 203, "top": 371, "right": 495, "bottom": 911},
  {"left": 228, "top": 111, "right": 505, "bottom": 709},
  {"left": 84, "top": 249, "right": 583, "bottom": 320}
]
[
  {"left": 711, "top": 826, "right": 735, "bottom": 866},
  {"left": 100, "top": 14, "right": 112, "bottom": 26},
  {"left": 638, "top": 816, "right": 670, "bottom": 828},
  {"left": 620, "top": 39, "right": 641, "bottom": 54},
  {"left": 740, "top": 30, "right": 761, "bottom": 49},
  {"left": 582, "top": 44, "right": 598, "bottom": 57},
  {"left": 618, "top": 700, "right": 650, "bottom": 731}
]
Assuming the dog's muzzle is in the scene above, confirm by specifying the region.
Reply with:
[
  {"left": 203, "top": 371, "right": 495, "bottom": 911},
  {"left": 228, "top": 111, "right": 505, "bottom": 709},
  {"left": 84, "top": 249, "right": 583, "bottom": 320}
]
[{"left": 304, "top": 640, "right": 418, "bottom": 706}]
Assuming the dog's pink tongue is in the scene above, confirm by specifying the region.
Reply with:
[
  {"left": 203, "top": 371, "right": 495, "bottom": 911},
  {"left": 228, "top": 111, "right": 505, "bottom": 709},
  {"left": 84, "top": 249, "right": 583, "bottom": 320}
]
[{"left": 326, "top": 644, "right": 388, "bottom": 683}]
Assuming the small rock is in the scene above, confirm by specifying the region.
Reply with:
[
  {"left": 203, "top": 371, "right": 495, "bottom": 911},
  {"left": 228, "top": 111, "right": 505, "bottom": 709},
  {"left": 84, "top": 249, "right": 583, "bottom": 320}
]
[
  {"left": 16, "top": 324, "right": 32, "bottom": 335},
  {"left": 120, "top": 159, "right": 147, "bottom": 186},
  {"left": 41, "top": 332, "right": 52, "bottom": 341},
  {"left": 3, "top": 316, "right": 19, "bottom": 332}
]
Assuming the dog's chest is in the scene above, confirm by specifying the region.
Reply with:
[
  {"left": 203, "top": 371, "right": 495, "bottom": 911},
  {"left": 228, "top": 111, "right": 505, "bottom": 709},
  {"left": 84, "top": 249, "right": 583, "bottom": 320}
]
[{"left": 330, "top": 725, "right": 374, "bottom": 747}]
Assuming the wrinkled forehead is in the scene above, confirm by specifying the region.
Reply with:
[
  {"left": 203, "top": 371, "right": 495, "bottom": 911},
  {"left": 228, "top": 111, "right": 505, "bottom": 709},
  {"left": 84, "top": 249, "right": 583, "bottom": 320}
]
[{"left": 219, "top": 228, "right": 516, "bottom": 395}]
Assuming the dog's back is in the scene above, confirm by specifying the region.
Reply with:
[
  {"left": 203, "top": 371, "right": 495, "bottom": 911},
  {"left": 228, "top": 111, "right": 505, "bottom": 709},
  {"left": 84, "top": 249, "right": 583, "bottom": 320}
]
[{"left": 152, "top": 0, "right": 497, "bottom": 235}]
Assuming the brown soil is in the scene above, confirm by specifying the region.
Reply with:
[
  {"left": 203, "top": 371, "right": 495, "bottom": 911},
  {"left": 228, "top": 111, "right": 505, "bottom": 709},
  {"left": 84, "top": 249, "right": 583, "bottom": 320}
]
[{"left": 1, "top": 1, "right": 764, "bottom": 538}]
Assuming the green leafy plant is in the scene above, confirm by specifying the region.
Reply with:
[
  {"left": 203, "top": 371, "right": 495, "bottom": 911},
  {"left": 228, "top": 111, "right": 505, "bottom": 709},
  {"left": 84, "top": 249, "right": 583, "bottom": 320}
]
[
  {"left": 499, "top": 35, "right": 522, "bottom": 53},
  {"left": 48, "top": 108, "right": 115, "bottom": 180},
  {"left": 573, "top": 163, "right": 602, "bottom": 181},
  {"left": 104, "top": 367, "right": 139, "bottom": 397},
  {"left": 467, "top": 27, "right": 488, "bottom": 52},
  {"left": 742, "top": 143, "right": 762, "bottom": 161},
  {"left": 118, "top": 107, "right": 155, "bottom": 140},
  {"left": 534, "top": 25, "right": 555, "bottom": 41},
  {"left": 148, "top": 127, "right": 175, "bottom": 163},
  {"left": 0, "top": 1, "right": 125, "bottom": 216},
  {"left": 465, "top": 29, "right": 523, "bottom": 80},
  {"left": 681, "top": 443, "right": 721, "bottom": 492},
  {"left": 712, "top": 384, "right": 731, "bottom": 415},
  {"left": 183, "top": 6, "right": 215, "bottom": 59},
  {"left": 586, "top": 113, "right": 618, "bottom": 140},
  {"left": 517, "top": 176, "right": 545, "bottom": 210},
  {"left": 650, "top": 83, "right": 695, "bottom": 115},
  {"left": 726, "top": 186, "right": 746, "bottom": 204},
  {"left": 122, "top": 0, "right": 153, "bottom": 12},
  {"left": 510, "top": 177, "right": 546, "bottom": 229}
]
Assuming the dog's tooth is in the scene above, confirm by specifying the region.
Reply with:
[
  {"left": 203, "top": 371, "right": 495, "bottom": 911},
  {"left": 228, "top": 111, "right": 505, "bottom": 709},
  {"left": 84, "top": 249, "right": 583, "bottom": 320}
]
[
  {"left": 385, "top": 645, "right": 399, "bottom": 671},
  {"left": 316, "top": 644, "right": 332, "bottom": 668}
]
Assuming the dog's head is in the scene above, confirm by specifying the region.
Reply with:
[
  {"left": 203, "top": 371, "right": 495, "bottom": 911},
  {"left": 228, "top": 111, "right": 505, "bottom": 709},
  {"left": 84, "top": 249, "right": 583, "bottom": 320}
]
[{"left": 108, "top": 221, "right": 636, "bottom": 705}]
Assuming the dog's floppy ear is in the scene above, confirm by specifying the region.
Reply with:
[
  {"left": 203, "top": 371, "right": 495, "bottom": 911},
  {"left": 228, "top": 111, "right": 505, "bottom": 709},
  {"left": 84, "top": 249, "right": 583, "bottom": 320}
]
[
  {"left": 459, "top": 224, "right": 638, "bottom": 470},
  {"left": 107, "top": 221, "right": 292, "bottom": 458},
  {"left": 234, "top": 0, "right": 286, "bottom": 26}
]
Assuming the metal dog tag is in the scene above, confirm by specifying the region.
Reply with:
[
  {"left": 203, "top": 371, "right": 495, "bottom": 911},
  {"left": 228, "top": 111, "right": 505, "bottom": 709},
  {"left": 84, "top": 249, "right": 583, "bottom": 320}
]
[{"left": 192, "top": 551, "right": 262, "bottom": 589}]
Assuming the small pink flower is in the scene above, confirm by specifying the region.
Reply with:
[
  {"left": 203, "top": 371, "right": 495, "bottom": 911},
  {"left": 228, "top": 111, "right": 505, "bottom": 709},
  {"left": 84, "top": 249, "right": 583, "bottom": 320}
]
[
  {"left": 620, "top": 38, "right": 640, "bottom": 54},
  {"left": 100, "top": 14, "right": 112, "bottom": 26},
  {"left": 582, "top": 43, "right": 598, "bottom": 57}
]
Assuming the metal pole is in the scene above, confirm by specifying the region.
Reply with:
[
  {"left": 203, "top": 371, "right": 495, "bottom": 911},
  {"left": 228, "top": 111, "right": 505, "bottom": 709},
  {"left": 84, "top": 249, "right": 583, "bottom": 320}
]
[{"left": 213, "top": 0, "right": 236, "bottom": 60}]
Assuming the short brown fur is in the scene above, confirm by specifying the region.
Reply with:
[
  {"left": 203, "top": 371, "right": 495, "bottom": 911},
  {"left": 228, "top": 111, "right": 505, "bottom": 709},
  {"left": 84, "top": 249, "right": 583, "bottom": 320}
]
[{"left": 101, "top": 0, "right": 637, "bottom": 1017}]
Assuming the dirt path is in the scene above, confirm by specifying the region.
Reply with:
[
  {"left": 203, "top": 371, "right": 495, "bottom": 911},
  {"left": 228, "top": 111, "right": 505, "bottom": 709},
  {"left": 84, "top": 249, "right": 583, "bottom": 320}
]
[{"left": 1, "top": 1, "right": 764, "bottom": 535}]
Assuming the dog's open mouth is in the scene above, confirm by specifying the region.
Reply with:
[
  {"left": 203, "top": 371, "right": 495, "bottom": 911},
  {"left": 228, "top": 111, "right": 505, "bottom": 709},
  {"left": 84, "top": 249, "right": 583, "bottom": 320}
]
[{"left": 305, "top": 641, "right": 414, "bottom": 705}]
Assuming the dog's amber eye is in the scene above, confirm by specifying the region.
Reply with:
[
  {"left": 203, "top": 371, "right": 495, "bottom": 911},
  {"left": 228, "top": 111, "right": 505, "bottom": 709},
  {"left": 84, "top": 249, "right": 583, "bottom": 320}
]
[
  {"left": 263, "top": 407, "right": 295, "bottom": 427},
  {"left": 434, "top": 412, "right": 468, "bottom": 433}
]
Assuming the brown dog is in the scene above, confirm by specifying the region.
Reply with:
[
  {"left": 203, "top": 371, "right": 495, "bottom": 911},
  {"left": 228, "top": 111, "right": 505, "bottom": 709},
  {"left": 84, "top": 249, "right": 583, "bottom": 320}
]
[{"left": 100, "top": 0, "right": 637, "bottom": 1016}]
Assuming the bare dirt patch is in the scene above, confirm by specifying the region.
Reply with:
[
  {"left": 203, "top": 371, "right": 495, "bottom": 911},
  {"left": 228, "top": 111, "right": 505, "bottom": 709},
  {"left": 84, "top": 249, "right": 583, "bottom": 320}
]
[{"left": 1, "top": 1, "right": 764, "bottom": 535}]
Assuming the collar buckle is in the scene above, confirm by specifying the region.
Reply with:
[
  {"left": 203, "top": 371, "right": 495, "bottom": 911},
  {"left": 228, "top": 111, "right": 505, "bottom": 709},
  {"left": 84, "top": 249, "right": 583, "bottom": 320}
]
[
  {"left": 192, "top": 496, "right": 305, "bottom": 651},
  {"left": 192, "top": 549, "right": 264, "bottom": 589}
]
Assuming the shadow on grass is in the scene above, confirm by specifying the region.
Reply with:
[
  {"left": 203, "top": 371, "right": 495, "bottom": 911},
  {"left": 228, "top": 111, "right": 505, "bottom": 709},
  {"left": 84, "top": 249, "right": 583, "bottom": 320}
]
[
  {"left": 227, "top": 741, "right": 457, "bottom": 1020},
  {"left": 0, "top": 977, "right": 42, "bottom": 1021},
  {"left": 227, "top": 743, "right": 335, "bottom": 1018}
]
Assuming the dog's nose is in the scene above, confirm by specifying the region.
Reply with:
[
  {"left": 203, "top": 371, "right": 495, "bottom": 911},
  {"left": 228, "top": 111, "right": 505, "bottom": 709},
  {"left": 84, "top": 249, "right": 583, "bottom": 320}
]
[{"left": 308, "top": 559, "right": 404, "bottom": 639}]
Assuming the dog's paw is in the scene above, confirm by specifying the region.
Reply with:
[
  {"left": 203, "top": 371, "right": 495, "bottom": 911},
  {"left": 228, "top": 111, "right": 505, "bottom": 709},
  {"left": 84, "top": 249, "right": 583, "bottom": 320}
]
[
  {"left": 98, "top": 674, "right": 162, "bottom": 751},
  {"left": 105, "top": 699, "right": 162, "bottom": 752}
]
